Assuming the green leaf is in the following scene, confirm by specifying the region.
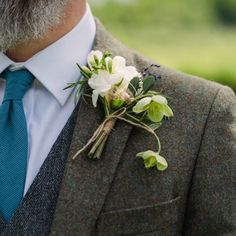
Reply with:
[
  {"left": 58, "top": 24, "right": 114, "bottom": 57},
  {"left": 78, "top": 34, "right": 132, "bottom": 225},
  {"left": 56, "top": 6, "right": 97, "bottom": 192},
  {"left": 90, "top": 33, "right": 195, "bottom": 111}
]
[
  {"left": 133, "top": 97, "right": 152, "bottom": 113},
  {"left": 63, "top": 83, "right": 75, "bottom": 90},
  {"left": 143, "top": 75, "right": 155, "bottom": 93},
  {"left": 128, "top": 77, "right": 141, "bottom": 96},
  {"left": 146, "top": 91, "right": 160, "bottom": 96},
  {"left": 74, "top": 86, "right": 82, "bottom": 104},
  {"left": 147, "top": 103, "right": 164, "bottom": 122}
]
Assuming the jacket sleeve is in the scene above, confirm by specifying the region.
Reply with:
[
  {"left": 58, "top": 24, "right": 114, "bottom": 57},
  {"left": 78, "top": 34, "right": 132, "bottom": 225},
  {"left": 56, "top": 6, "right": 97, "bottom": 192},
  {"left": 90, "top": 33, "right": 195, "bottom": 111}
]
[{"left": 183, "top": 86, "right": 236, "bottom": 236}]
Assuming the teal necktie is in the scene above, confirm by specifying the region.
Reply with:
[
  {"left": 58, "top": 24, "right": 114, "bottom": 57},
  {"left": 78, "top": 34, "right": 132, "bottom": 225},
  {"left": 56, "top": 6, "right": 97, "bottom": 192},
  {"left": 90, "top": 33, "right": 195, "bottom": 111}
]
[{"left": 0, "top": 69, "right": 35, "bottom": 222}]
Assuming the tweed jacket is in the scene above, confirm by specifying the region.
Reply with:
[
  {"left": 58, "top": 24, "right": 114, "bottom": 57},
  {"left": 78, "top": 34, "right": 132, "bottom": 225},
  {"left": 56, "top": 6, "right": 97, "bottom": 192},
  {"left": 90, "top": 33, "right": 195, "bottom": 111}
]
[{"left": 50, "top": 20, "right": 236, "bottom": 236}]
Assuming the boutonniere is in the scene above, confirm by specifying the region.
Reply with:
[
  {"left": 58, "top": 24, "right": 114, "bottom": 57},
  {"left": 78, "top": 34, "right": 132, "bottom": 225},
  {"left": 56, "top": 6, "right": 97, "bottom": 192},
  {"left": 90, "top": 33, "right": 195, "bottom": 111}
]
[{"left": 64, "top": 50, "right": 173, "bottom": 171}]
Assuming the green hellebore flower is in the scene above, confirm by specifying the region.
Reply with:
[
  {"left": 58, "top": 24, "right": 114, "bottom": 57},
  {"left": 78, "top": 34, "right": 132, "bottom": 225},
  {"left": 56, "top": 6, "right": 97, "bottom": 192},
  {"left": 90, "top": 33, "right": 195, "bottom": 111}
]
[
  {"left": 132, "top": 95, "right": 173, "bottom": 122},
  {"left": 136, "top": 150, "right": 168, "bottom": 171},
  {"left": 133, "top": 97, "right": 152, "bottom": 113}
]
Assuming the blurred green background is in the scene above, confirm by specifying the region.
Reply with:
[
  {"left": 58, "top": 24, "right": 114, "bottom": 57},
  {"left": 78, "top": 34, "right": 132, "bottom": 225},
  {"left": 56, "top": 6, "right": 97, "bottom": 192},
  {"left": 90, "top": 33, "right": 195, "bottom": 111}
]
[{"left": 89, "top": 0, "right": 236, "bottom": 91}]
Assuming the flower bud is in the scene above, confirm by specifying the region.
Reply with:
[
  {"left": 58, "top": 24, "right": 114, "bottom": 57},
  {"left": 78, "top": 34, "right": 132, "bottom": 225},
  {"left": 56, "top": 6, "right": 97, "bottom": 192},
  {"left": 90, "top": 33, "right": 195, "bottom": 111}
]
[
  {"left": 87, "top": 50, "right": 103, "bottom": 70},
  {"left": 111, "top": 99, "right": 125, "bottom": 109},
  {"left": 81, "top": 66, "right": 92, "bottom": 77},
  {"left": 105, "top": 57, "right": 113, "bottom": 73}
]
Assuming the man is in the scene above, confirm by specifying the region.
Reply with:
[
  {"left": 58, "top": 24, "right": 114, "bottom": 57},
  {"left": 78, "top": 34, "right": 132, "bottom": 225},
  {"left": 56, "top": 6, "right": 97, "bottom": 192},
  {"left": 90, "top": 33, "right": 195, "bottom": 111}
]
[{"left": 0, "top": 0, "right": 235, "bottom": 235}]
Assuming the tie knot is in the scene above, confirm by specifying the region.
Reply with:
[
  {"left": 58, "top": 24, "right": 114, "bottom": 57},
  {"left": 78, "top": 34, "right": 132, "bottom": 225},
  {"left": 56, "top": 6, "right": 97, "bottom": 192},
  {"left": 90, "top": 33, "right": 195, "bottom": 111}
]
[{"left": 1, "top": 69, "right": 35, "bottom": 101}]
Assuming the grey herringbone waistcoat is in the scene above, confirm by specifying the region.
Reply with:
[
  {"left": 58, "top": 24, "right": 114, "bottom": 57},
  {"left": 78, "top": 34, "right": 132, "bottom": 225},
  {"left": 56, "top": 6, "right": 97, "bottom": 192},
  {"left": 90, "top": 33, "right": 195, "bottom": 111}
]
[{"left": 0, "top": 107, "right": 78, "bottom": 236}]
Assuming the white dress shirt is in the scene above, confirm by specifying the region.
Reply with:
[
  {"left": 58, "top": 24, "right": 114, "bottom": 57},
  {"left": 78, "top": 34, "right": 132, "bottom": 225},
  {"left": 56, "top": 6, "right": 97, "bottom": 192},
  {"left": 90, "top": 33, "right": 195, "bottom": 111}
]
[{"left": 0, "top": 5, "right": 96, "bottom": 195}]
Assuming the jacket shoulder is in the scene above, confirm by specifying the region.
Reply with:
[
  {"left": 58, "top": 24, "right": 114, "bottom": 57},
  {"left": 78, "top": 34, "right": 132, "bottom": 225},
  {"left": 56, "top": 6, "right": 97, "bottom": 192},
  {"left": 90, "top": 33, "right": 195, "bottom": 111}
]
[{"left": 131, "top": 51, "right": 236, "bottom": 124}]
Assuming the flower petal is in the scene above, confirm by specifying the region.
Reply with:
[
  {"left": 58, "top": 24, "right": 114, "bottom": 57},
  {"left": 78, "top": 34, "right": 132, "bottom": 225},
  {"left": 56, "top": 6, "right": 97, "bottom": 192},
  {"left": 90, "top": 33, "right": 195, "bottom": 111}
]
[
  {"left": 161, "top": 104, "right": 174, "bottom": 117},
  {"left": 92, "top": 92, "right": 99, "bottom": 107},
  {"left": 136, "top": 150, "right": 156, "bottom": 160},
  {"left": 133, "top": 97, "right": 152, "bottom": 113},
  {"left": 125, "top": 66, "right": 141, "bottom": 81},
  {"left": 136, "top": 150, "right": 157, "bottom": 168},
  {"left": 152, "top": 95, "right": 168, "bottom": 105},
  {"left": 155, "top": 154, "right": 168, "bottom": 171},
  {"left": 112, "top": 56, "right": 126, "bottom": 73},
  {"left": 88, "top": 70, "right": 109, "bottom": 89},
  {"left": 148, "top": 103, "right": 164, "bottom": 122},
  {"left": 108, "top": 73, "right": 123, "bottom": 86}
]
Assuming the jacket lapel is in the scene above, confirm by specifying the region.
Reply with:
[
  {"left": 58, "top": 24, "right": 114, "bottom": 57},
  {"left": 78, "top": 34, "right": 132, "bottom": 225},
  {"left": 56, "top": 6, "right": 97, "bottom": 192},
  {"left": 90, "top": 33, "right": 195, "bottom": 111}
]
[{"left": 50, "top": 20, "right": 134, "bottom": 235}]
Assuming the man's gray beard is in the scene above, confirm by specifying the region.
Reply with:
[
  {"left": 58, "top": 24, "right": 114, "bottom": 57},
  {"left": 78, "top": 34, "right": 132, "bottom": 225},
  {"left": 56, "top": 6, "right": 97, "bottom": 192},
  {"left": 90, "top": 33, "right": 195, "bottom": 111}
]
[{"left": 0, "top": 0, "right": 69, "bottom": 52}]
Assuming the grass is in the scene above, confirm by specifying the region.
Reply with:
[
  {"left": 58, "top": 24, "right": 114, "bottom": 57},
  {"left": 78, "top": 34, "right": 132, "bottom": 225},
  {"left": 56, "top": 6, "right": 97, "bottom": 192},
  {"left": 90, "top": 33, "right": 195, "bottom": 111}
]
[
  {"left": 89, "top": 0, "right": 236, "bottom": 91},
  {"left": 98, "top": 24, "right": 236, "bottom": 91}
]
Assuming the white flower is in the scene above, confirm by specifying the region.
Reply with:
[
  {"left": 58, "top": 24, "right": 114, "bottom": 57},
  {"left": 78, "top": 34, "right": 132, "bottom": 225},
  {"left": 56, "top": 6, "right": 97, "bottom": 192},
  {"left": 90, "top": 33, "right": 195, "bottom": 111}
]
[
  {"left": 112, "top": 56, "right": 141, "bottom": 89},
  {"left": 88, "top": 70, "right": 122, "bottom": 107},
  {"left": 87, "top": 50, "right": 103, "bottom": 69},
  {"left": 87, "top": 52, "right": 142, "bottom": 107}
]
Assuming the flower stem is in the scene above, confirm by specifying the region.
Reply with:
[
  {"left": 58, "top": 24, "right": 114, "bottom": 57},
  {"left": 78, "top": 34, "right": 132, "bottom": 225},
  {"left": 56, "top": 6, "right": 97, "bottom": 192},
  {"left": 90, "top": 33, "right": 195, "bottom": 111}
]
[
  {"left": 116, "top": 116, "right": 162, "bottom": 154},
  {"left": 88, "top": 118, "right": 117, "bottom": 159},
  {"left": 88, "top": 131, "right": 106, "bottom": 158},
  {"left": 92, "top": 134, "right": 109, "bottom": 159}
]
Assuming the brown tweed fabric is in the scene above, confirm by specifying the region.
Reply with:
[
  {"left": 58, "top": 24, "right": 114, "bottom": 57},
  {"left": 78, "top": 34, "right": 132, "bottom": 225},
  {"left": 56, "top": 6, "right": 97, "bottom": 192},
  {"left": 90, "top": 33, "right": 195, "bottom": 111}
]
[{"left": 51, "top": 19, "right": 236, "bottom": 236}]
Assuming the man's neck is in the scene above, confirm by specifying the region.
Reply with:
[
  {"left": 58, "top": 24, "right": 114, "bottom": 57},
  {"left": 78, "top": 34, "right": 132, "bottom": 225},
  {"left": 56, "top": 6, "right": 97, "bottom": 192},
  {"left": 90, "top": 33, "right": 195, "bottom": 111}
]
[{"left": 6, "top": 0, "right": 86, "bottom": 62}]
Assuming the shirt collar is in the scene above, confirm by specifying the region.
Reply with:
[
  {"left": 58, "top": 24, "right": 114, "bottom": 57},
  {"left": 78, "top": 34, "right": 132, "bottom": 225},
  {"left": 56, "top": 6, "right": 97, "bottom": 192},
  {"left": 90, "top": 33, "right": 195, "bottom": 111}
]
[{"left": 0, "top": 4, "right": 96, "bottom": 106}]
